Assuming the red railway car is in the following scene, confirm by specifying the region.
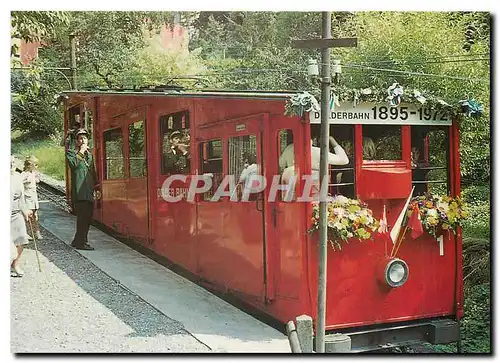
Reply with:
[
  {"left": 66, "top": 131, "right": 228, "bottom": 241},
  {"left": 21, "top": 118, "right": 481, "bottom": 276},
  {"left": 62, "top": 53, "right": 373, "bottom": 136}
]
[{"left": 61, "top": 88, "right": 462, "bottom": 351}]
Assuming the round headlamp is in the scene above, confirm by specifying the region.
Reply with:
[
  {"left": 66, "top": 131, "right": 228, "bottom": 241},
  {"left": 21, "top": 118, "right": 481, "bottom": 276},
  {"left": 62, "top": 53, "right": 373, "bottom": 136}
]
[{"left": 384, "top": 258, "right": 409, "bottom": 288}]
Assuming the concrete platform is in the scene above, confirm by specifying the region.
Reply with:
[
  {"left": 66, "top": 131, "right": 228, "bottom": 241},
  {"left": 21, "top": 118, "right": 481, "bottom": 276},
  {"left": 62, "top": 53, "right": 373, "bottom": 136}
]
[{"left": 38, "top": 202, "right": 290, "bottom": 353}]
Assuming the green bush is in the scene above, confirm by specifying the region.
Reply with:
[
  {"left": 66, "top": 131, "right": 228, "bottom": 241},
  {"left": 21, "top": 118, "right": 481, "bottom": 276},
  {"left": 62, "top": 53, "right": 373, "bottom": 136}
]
[
  {"left": 462, "top": 184, "right": 491, "bottom": 206},
  {"left": 461, "top": 283, "right": 491, "bottom": 353},
  {"left": 461, "top": 184, "right": 490, "bottom": 240},
  {"left": 11, "top": 70, "right": 64, "bottom": 137}
]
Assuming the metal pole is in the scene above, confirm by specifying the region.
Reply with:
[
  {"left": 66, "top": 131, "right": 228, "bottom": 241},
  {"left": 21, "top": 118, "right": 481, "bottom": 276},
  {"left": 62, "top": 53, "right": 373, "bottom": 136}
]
[
  {"left": 316, "top": 11, "right": 331, "bottom": 354},
  {"left": 286, "top": 321, "right": 303, "bottom": 353},
  {"left": 70, "top": 34, "right": 77, "bottom": 90}
]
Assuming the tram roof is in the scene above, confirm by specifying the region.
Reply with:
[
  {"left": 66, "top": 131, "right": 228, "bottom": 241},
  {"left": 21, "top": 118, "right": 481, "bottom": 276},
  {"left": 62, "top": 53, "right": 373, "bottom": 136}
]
[{"left": 60, "top": 88, "right": 297, "bottom": 100}]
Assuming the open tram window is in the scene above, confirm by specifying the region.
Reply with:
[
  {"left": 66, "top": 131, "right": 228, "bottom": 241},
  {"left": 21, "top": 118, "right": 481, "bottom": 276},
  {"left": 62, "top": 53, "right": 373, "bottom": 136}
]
[
  {"left": 411, "top": 126, "right": 449, "bottom": 196},
  {"left": 199, "top": 139, "right": 223, "bottom": 201},
  {"left": 228, "top": 134, "right": 258, "bottom": 201},
  {"left": 278, "top": 129, "right": 295, "bottom": 201},
  {"left": 159, "top": 111, "right": 190, "bottom": 175},
  {"left": 84, "top": 104, "right": 93, "bottom": 148},
  {"left": 309, "top": 124, "right": 355, "bottom": 198},
  {"left": 103, "top": 127, "right": 125, "bottom": 180},
  {"left": 128, "top": 120, "right": 147, "bottom": 178},
  {"left": 362, "top": 125, "right": 402, "bottom": 161},
  {"left": 63, "top": 105, "right": 82, "bottom": 150}
]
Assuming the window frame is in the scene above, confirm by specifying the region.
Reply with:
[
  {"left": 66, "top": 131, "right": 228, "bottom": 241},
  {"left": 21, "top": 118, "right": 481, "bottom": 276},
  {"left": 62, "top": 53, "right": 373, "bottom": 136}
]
[
  {"left": 410, "top": 125, "right": 450, "bottom": 196},
  {"left": 199, "top": 138, "right": 224, "bottom": 202},
  {"left": 128, "top": 120, "right": 147, "bottom": 179},
  {"left": 103, "top": 126, "right": 126, "bottom": 181},
  {"left": 159, "top": 110, "right": 191, "bottom": 176}
]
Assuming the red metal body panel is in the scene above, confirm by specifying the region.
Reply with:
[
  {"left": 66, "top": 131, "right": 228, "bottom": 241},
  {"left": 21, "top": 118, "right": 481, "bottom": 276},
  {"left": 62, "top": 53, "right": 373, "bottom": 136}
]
[
  {"left": 451, "top": 120, "right": 464, "bottom": 319},
  {"left": 63, "top": 90, "right": 462, "bottom": 334},
  {"left": 358, "top": 167, "right": 412, "bottom": 200}
]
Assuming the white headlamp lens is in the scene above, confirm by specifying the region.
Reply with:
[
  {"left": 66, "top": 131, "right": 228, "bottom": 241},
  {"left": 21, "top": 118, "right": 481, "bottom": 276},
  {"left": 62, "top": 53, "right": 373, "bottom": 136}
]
[
  {"left": 385, "top": 258, "right": 409, "bottom": 288},
  {"left": 389, "top": 263, "right": 406, "bottom": 283}
]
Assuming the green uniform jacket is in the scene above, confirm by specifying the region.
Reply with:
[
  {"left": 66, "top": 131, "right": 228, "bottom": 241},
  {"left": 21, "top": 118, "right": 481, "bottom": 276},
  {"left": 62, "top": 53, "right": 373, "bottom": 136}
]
[{"left": 66, "top": 149, "right": 98, "bottom": 202}]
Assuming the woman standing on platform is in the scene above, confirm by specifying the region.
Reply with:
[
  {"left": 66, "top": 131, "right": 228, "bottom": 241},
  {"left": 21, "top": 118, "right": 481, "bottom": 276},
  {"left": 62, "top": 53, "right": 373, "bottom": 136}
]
[
  {"left": 11, "top": 157, "right": 32, "bottom": 277},
  {"left": 21, "top": 155, "right": 43, "bottom": 240}
]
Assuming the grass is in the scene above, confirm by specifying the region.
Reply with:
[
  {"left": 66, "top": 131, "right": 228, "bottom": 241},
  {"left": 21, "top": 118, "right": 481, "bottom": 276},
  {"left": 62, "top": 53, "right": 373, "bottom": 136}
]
[{"left": 11, "top": 132, "right": 66, "bottom": 181}]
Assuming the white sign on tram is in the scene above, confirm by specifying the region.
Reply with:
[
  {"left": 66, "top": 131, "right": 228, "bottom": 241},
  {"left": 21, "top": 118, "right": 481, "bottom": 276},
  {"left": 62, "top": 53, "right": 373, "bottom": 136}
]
[{"left": 309, "top": 102, "right": 452, "bottom": 126}]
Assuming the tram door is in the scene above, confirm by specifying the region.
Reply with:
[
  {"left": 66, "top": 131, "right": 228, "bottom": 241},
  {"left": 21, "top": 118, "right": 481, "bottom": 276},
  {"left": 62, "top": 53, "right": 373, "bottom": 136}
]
[
  {"left": 101, "top": 108, "right": 149, "bottom": 243},
  {"left": 265, "top": 115, "right": 307, "bottom": 302},
  {"left": 196, "top": 115, "right": 268, "bottom": 302}
]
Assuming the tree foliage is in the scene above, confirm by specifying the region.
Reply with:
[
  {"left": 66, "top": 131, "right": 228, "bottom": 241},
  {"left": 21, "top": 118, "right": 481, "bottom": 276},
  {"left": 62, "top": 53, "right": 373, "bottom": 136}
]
[
  {"left": 11, "top": 67, "right": 64, "bottom": 136},
  {"left": 186, "top": 11, "right": 490, "bottom": 185},
  {"left": 11, "top": 11, "right": 69, "bottom": 56}
]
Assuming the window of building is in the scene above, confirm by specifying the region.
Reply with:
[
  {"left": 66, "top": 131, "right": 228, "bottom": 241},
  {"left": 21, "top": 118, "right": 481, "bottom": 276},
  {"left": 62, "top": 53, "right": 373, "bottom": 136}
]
[
  {"left": 411, "top": 126, "right": 449, "bottom": 196},
  {"left": 104, "top": 128, "right": 125, "bottom": 180},
  {"left": 128, "top": 120, "right": 147, "bottom": 178},
  {"left": 199, "top": 139, "right": 223, "bottom": 201},
  {"left": 159, "top": 111, "right": 190, "bottom": 175},
  {"left": 362, "top": 125, "right": 402, "bottom": 161}
]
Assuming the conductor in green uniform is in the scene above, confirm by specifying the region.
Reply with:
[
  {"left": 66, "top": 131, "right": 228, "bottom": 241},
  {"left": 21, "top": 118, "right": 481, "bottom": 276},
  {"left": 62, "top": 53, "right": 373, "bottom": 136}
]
[{"left": 66, "top": 128, "right": 99, "bottom": 250}]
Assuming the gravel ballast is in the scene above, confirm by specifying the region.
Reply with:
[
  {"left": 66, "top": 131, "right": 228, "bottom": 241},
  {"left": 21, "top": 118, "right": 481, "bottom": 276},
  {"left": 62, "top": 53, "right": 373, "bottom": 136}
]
[{"left": 10, "top": 227, "right": 211, "bottom": 353}]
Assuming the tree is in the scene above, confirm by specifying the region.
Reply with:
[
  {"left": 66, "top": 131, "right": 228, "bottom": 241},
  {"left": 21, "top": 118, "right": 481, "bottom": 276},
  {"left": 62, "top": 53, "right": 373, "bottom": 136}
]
[
  {"left": 187, "top": 11, "right": 490, "bottom": 184},
  {"left": 67, "top": 12, "right": 174, "bottom": 88},
  {"left": 11, "top": 11, "right": 69, "bottom": 56}
]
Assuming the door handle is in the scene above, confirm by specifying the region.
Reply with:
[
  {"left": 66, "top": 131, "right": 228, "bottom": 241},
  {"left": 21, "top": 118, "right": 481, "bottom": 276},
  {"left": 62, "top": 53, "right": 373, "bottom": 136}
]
[
  {"left": 255, "top": 195, "right": 264, "bottom": 212},
  {"left": 271, "top": 206, "right": 281, "bottom": 227}
]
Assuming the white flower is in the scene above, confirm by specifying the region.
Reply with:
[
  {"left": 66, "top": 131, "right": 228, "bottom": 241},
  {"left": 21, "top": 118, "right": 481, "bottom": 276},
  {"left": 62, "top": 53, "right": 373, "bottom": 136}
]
[
  {"left": 333, "top": 207, "right": 345, "bottom": 218},
  {"left": 331, "top": 195, "right": 349, "bottom": 205},
  {"left": 334, "top": 222, "right": 345, "bottom": 230},
  {"left": 437, "top": 201, "right": 449, "bottom": 212},
  {"left": 427, "top": 209, "right": 438, "bottom": 217},
  {"left": 347, "top": 232, "right": 354, "bottom": 238}
]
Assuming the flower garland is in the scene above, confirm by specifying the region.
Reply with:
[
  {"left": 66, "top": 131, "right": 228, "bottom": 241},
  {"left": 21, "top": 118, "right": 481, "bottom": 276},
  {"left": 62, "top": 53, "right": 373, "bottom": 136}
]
[
  {"left": 406, "top": 194, "right": 469, "bottom": 238},
  {"left": 284, "top": 91, "right": 320, "bottom": 118},
  {"left": 285, "top": 84, "right": 484, "bottom": 120},
  {"left": 308, "top": 195, "right": 380, "bottom": 251}
]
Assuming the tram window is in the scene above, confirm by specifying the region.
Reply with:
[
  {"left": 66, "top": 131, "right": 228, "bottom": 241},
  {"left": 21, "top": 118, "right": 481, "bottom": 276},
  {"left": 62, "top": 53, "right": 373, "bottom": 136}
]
[
  {"left": 84, "top": 106, "right": 93, "bottom": 148},
  {"left": 103, "top": 128, "right": 125, "bottom": 180},
  {"left": 411, "top": 126, "right": 449, "bottom": 196},
  {"left": 159, "top": 111, "right": 190, "bottom": 175},
  {"left": 199, "top": 139, "right": 223, "bottom": 201},
  {"left": 229, "top": 135, "right": 258, "bottom": 201},
  {"left": 278, "top": 129, "right": 295, "bottom": 201},
  {"left": 309, "top": 124, "right": 355, "bottom": 198},
  {"left": 362, "top": 125, "right": 402, "bottom": 161},
  {"left": 128, "top": 120, "right": 147, "bottom": 178},
  {"left": 64, "top": 106, "right": 82, "bottom": 150}
]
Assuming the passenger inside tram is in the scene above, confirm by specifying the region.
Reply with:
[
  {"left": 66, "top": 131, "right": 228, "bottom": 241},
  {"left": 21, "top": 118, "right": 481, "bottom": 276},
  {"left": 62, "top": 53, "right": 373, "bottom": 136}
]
[
  {"left": 279, "top": 133, "right": 349, "bottom": 200},
  {"left": 163, "top": 130, "right": 190, "bottom": 174},
  {"left": 411, "top": 145, "right": 429, "bottom": 196},
  {"left": 238, "top": 151, "right": 258, "bottom": 189}
]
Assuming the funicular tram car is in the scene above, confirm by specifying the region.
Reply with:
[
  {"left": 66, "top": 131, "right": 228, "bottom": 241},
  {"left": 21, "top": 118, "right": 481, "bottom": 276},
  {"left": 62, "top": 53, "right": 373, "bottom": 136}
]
[{"left": 62, "top": 88, "right": 462, "bottom": 351}]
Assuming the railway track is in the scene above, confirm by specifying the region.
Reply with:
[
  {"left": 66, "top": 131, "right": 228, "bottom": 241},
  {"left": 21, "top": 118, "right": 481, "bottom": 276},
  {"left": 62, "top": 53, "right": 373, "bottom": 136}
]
[{"left": 38, "top": 180, "right": 72, "bottom": 213}]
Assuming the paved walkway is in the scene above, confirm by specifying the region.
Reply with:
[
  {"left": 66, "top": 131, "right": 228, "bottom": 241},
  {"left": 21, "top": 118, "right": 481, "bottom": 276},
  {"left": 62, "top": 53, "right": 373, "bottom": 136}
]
[{"left": 11, "top": 201, "right": 289, "bottom": 353}]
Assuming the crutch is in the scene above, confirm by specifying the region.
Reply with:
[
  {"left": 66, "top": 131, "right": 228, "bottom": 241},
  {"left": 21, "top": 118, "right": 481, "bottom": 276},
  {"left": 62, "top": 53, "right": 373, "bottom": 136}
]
[{"left": 28, "top": 218, "right": 42, "bottom": 272}]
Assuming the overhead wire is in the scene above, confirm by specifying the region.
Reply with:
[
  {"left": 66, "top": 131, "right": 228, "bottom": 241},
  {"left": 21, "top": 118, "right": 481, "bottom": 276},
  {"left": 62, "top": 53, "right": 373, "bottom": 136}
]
[{"left": 340, "top": 64, "right": 489, "bottom": 82}]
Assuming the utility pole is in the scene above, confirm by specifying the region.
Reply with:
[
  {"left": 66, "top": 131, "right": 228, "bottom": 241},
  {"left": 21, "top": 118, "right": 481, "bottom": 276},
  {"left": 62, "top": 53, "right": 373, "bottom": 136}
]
[
  {"left": 69, "top": 34, "right": 77, "bottom": 90},
  {"left": 315, "top": 12, "right": 332, "bottom": 353},
  {"left": 292, "top": 13, "right": 357, "bottom": 353}
]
